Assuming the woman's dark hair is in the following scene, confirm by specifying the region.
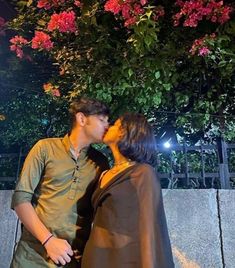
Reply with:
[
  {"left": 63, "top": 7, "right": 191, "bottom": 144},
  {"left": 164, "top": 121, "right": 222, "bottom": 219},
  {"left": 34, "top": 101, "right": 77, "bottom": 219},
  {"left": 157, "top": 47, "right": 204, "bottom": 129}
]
[
  {"left": 69, "top": 97, "right": 110, "bottom": 128},
  {"left": 117, "top": 113, "right": 157, "bottom": 166}
]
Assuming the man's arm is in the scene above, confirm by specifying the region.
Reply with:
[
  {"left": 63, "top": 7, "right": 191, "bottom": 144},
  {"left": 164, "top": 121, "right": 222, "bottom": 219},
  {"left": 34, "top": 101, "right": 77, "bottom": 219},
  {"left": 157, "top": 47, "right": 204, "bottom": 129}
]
[
  {"left": 15, "top": 202, "right": 73, "bottom": 266},
  {"left": 13, "top": 140, "right": 73, "bottom": 265}
]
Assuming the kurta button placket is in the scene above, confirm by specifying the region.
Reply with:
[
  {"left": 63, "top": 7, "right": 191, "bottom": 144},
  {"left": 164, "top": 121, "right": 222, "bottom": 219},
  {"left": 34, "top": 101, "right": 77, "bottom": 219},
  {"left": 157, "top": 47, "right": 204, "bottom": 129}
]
[{"left": 68, "top": 162, "right": 80, "bottom": 200}]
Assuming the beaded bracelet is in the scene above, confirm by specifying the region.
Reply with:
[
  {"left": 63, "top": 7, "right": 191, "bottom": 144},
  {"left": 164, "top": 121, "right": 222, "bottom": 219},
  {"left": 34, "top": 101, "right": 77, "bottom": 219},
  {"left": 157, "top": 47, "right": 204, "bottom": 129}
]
[{"left": 42, "top": 234, "right": 53, "bottom": 246}]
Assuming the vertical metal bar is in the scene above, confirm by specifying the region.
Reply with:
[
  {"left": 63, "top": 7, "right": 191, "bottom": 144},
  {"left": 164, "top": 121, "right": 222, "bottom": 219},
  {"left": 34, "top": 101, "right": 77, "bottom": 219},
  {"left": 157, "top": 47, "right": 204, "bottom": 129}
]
[
  {"left": 217, "top": 137, "right": 230, "bottom": 189},
  {"left": 16, "top": 147, "right": 22, "bottom": 181},
  {"left": 183, "top": 141, "right": 189, "bottom": 187},
  {"left": 170, "top": 150, "right": 174, "bottom": 183},
  {"left": 200, "top": 140, "right": 206, "bottom": 188}
]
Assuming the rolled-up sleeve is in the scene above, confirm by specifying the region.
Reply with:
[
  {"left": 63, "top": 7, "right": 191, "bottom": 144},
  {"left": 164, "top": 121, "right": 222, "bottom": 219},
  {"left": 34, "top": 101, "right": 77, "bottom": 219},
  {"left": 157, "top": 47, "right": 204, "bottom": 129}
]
[{"left": 11, "top": 140, "right": 45, "bottom": 209}]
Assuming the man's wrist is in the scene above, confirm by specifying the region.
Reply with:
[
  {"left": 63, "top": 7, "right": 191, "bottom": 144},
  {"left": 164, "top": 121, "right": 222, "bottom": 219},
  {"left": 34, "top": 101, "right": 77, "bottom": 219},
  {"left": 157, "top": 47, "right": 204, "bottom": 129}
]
[{"left": 42, "top": 234, "right": 53, "bottom": 246}]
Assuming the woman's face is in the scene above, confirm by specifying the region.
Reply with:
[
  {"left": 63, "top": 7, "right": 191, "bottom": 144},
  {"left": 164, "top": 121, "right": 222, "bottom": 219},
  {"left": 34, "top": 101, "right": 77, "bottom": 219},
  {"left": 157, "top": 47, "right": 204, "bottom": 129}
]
[{"left": 103, "top": 119, "right": 123, "bottom": 145}]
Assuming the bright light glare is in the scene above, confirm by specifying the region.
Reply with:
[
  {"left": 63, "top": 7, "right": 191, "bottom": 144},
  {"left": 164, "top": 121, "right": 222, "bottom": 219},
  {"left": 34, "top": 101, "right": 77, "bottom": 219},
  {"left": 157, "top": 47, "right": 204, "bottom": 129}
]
[{"left": 163, "top": 141, "right": 171, "bottom": 148}]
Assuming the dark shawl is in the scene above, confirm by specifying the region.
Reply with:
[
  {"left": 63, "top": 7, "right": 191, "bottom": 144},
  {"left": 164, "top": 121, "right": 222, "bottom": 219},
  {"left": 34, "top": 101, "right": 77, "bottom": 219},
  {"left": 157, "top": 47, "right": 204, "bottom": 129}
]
[{"left": 81, "top": 163, "right": 174, "bottom": 268}]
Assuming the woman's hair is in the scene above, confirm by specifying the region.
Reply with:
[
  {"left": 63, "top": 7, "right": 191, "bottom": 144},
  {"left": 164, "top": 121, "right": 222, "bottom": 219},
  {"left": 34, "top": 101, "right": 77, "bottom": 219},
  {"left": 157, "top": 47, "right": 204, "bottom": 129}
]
[{"left": 117, "top": 113, "right": 157, "bottom": 166}]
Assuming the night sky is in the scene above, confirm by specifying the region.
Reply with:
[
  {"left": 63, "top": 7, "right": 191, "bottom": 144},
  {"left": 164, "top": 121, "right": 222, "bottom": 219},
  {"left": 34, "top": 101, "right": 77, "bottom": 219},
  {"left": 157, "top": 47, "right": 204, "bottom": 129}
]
[{"left": 0, "top": 0, "right": 16, "bottom": 20}]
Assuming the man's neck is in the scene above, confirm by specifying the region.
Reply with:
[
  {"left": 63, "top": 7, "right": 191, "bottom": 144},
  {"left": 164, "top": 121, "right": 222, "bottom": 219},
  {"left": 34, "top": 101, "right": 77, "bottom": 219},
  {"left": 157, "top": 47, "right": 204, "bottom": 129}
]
[{"left": 69, "top": 128, "right": 90, "bottom": 152}]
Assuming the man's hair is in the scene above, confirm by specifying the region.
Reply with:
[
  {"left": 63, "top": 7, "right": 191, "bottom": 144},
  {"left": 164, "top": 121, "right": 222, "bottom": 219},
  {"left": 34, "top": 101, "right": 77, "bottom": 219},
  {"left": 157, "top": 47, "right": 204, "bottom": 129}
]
[
  {"left": 69, "top": 97, "right": 109, "bottom": 128},
  {"left": 117, "top": 113, "right": 157, "bottom": 166}
]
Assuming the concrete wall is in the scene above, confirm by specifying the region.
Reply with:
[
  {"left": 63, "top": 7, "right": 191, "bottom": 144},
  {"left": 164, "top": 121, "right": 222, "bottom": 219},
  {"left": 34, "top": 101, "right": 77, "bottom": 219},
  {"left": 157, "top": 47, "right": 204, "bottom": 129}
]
[
  {"left": 0, "top": 190, "right": 234, "bottom": 268},
  {"left": 0, "top": 191, "right": 18, "bottom": 268}
]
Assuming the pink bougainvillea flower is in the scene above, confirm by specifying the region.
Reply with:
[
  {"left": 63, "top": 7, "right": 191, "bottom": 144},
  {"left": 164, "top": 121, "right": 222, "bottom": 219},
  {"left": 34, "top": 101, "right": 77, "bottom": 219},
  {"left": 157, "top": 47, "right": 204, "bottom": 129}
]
[
  {"left": 74, "top": 0, "right": 82, "bottom": 7},
  {"left": 105, "top": 0, "right": 164, "bottom": 28},
  {"left": 52, "top": 88, "right": 61, "bottom": 97},
  {"left": 43, "top": 83, "right": 61, "bottom": 97},
  {"left": 140, "top": 0, "right": 148, "bottom": 6},
  {"left": 104, "top": 0, "right": 122, "bottom": 15},
  {"left": 153, "top": 6, "right": 165, "bottom": 21},
  {"left": 124, "top": 16, "right": 136, "bottom": 27},
  {"left": 37, "top": 0, "right": 65, "bottom": 10},
  {"left": 122, "top": 4, "right": 132, "bottom": 19},
  {"left": 47, "top": 11, "right": 77, "bottom": 33},
  {"left": 31, "top": 31, "right": 53, "bottom": 50},
  {"left": 173, "top": 0, "right": 232, "bottom": 28},
  {"left": 133, "top": 3, "right": 144, "bottom": 16},
  {"left": 198, "top": 46, "right": 211, "bottom": 56},
  {"left": 9, "top": 35, "right": 29, "bottom": 58},
  {"left": 190, "top": 33, "right": 215, "bottom": 56}
]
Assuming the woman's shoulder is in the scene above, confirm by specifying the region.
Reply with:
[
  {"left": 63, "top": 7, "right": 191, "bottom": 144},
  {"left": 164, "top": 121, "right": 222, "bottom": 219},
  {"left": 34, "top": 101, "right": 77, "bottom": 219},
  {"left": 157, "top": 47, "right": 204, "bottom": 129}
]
[
  {"left": 133, "top": 163, "right": 156, "bottom": 174},
  {"left": 129, "top": 163, "right": 160, "bottom": 191},
  {"left": 130, "top": 163, "right": 157, "bottom": 181}
]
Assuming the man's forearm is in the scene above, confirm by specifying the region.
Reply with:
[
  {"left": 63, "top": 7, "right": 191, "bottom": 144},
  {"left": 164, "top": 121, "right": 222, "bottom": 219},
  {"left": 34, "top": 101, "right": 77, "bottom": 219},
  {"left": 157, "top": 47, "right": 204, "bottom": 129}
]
[
  {"left": 14, "top": 202, "right": 51, "bottom": 244},
  {"left": 14, "top": 202, "right": 74, "bottom": 265}
]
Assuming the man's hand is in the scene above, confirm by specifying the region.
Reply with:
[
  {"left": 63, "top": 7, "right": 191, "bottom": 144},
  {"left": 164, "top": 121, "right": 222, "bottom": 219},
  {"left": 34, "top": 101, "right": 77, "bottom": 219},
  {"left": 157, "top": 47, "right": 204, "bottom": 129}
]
[{"left": 44, "top": 236, "right": 74, "bottom": 266}]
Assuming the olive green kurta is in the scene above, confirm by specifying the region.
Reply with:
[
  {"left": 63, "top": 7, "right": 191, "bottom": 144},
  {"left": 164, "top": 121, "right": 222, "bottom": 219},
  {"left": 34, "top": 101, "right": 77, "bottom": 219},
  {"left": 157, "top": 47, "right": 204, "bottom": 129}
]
[
  {"left": 81, "top": 164, "right": 174, "bottom": 268},
  {"left": 11, "top": 135, "right": 109, "bottom": 268}
]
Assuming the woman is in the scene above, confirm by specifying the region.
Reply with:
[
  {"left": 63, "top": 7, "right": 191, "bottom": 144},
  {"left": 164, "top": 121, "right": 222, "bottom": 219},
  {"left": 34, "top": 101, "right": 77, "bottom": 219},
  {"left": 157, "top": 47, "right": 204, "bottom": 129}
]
[{"left": 81, "top": 113, "right": 174, "bottom": 268}]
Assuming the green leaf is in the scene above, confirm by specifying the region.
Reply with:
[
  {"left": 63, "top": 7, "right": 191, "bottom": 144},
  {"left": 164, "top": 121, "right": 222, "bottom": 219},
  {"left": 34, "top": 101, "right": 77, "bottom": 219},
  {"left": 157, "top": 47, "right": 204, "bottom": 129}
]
[
  {"left": 128, "top": 68, "right": 134, "bottom": 77},
  {"left": 163, "top": 84, "right": 171, "bottom": 91},
  {"left": 155, "top": 71, "right": 160, "bottom": 80}
]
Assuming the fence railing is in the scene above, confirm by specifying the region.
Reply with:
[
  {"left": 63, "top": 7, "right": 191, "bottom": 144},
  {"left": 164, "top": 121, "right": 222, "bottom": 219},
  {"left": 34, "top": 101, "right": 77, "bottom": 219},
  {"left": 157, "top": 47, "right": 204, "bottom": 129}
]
[
  {"left": 156, "top": 138, "right": 234, "bottom": 189},
  {"left": 1, "top": 138, "right": 235, "bottom": 189}
]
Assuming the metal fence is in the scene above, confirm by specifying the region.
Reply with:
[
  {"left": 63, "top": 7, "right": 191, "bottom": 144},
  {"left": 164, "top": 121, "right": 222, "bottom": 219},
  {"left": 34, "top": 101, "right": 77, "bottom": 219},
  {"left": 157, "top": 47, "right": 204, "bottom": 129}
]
[
  {"left": 1, "top": 138, "right": 235, "bottom": 189},
  {"left": 156, "top": 138, "right": 234, "bottom": 189}
]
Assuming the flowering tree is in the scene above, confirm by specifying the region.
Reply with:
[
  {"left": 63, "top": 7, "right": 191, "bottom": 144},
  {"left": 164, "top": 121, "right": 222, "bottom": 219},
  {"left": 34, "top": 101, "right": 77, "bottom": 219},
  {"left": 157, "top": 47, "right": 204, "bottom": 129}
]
[
  {"left": 5, "top": 0, "right": 235, "bottom": 143},
  {"left": 0, "top": 13, "right": 66, "bottom": 149}
]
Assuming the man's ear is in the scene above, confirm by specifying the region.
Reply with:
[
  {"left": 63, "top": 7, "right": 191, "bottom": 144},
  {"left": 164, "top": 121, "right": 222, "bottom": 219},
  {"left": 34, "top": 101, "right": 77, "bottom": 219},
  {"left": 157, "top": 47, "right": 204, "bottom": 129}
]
[{"left": 75, "top": 112, "right": 87, "bottom": 126}]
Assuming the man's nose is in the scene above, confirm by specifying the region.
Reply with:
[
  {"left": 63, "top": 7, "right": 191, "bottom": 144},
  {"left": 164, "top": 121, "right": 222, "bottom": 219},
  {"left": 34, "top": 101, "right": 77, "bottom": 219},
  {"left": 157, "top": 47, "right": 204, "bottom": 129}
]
[{"left": 105, "top": 122, "right": 109, "bottom": 129}]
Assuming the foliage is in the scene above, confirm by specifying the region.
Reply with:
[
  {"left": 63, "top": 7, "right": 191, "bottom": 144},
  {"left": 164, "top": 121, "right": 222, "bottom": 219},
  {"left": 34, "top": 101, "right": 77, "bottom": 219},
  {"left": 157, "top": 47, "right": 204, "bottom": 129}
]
[
  {"left": 0, "top": 25, "right": 68, "bottom": 149},
  {"left": 2, "top": 0, "right": 235, "bottom": 147}
]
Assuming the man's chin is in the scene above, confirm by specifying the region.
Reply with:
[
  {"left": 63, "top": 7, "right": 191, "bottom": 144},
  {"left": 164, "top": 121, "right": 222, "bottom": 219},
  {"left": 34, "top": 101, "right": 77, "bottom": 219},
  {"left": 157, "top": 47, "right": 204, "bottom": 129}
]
[{"left": 92, "top": 137, "right": 104, "bottom": 144}]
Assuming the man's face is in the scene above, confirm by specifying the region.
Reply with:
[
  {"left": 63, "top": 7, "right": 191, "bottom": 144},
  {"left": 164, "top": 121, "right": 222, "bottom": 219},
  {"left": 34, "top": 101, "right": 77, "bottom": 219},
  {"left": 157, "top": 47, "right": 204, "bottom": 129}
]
[{"left": 84, "top": 114, "right": 109, "bottom": 143}]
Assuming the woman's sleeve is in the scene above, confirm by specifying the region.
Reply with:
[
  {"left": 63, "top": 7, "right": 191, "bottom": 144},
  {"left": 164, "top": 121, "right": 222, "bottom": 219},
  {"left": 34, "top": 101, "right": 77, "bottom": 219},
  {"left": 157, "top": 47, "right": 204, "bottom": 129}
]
[{"left": 135, "top": 165, "right": 175, "bottom": 268}]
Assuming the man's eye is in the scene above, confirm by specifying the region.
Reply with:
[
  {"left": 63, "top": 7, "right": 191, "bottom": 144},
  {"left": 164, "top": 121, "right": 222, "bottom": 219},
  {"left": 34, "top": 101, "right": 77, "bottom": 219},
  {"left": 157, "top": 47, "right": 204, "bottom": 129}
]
[{"left": 100, "top": 118, "right": 107, "bottom": 123}]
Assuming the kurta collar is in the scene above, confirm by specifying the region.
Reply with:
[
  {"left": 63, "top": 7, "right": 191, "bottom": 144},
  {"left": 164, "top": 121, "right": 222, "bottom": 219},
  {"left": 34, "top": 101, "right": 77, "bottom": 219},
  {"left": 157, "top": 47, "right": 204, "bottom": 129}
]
[{"left": 62, "top": 134, "right": 89, "bottom": 160}]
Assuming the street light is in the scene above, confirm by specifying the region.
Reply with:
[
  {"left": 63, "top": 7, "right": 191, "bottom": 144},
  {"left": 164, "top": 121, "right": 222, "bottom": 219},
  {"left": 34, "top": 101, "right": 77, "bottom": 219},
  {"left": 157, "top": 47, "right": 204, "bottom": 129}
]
[{"left": 163, "top": 141, "right": 171, "bottom": 149}]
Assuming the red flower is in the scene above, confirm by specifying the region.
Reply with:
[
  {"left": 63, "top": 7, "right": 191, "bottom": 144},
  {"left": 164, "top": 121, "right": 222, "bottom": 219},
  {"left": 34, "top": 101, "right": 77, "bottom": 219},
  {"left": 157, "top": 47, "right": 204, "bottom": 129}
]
[
  {"left": 74, "top": 0, "right": 82, "bottom": 7},
  {"left": 153, "top": 6, "right": 165, "bottom": 21},
  {"left": 174, "top": 0, "right": 232, "bottom": 28},
  {"left": 31, "top": 31, "right": 53, "bottom": 50},
  {"left": 190, "top": 33, "right": 215, "bottom": 56},
  {"left": 198, "top": 46, "right": 210, "bottom": 56},
  {"left": 105, "top": 0, "right": 164, "bottom": 28},
  {"left": 104, "top": 0, "right": 122, "bottom": 15},
  {"left": 37, "top": 0, "right": 65, "bottom": 10},
  {"left": 43, "top": 83, "right": 61, "bottom": 97},
  {"left": 140, "top": 0, "right": 148, "bottom": 6},
  {"left": 48, "top": 11, "right": 77, "bottom": 33},
  {"left": 122, "top": 4, "right": 132, "bottom": 19},
  {"left": 9, "top": 35, "right": 29, "bottom": 58},
  {"left": 133, "top": 4, "right": 144, "bottom": 16},
  {"left": 124, "top": 17, "right": 136, "bottom": 27}
]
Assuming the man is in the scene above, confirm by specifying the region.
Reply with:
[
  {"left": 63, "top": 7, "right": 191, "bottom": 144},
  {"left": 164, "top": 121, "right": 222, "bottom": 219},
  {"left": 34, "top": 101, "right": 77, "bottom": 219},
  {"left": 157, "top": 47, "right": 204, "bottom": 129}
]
[{"left": 11, "top": 97, "right": 110, "bottom": 268}]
